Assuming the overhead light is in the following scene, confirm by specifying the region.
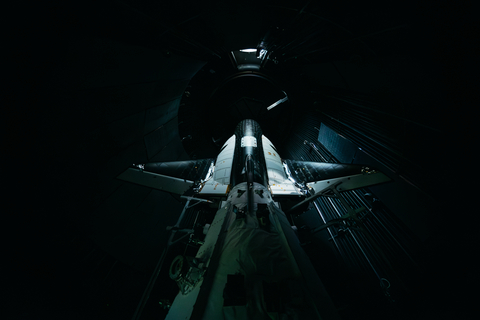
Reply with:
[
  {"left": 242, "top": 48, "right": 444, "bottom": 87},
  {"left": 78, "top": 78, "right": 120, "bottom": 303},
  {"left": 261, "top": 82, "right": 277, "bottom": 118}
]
[
  {"left": 237, "top": 64, "right": 260, "bottom": 70},
  {"left": 267, "top": 96, "right": 289, "bottom": 111},
  {"left": 239, "top": 48, "right": 257, "bottom": 53}
]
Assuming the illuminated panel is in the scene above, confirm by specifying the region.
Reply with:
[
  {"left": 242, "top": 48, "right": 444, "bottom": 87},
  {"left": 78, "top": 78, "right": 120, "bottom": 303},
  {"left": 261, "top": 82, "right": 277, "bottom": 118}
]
[
  {"left": 262, "top": 135, "right": 303, "bottom": 196},
  {"left": 241, "top": 136, "right": 257, "bottom": 147},
  {"left": 212, "top": 135, "right": 236, "bottom": 185}
]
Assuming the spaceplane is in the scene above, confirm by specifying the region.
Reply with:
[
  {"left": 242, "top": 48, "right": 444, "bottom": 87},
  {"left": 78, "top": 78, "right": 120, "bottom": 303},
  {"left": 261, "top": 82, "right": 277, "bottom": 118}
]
[{"left": 119, "top": 119, "right": 390, "bottom": 319}]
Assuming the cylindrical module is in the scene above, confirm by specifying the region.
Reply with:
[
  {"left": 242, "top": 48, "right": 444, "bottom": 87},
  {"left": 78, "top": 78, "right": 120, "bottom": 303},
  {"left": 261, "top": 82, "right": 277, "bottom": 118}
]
[{"left": 232, "top": 119, "right": 269, "bottom": 188}]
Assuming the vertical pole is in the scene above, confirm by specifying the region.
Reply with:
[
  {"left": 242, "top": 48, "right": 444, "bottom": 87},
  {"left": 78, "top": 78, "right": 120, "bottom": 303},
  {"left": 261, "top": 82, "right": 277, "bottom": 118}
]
[{"left": 131, "top": 198, "right": 192, "bottom": 320}]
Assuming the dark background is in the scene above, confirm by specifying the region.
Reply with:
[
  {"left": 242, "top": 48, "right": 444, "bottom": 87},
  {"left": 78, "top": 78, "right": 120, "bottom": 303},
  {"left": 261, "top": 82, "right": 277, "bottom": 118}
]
[{"left": 6, "top": 1, "right": 475, "bottom": 319}]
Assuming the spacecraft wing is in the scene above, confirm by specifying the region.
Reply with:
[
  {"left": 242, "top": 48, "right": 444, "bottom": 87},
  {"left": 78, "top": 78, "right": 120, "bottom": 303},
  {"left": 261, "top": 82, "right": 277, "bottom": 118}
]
[
  {"left": 284, "top": 160, "right": 391, "bottom": 193},
  {"left": 117, "top": 159, "right": 214, "bottom": 194}
]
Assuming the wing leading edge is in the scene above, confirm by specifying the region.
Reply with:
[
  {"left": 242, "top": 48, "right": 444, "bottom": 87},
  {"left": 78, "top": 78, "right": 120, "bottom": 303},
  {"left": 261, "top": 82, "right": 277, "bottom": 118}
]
[
  {"left": 117, "top": 159, "right": 214, "bottom": 194},
  {"left": 283, "top": 160, "right": 391, "bottom": 194}
]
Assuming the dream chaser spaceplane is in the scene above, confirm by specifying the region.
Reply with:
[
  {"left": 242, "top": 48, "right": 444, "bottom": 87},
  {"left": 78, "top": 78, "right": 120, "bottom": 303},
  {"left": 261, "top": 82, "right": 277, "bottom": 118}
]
[{"left": 118, "top": 119, "right": 390, "bottom": 319}]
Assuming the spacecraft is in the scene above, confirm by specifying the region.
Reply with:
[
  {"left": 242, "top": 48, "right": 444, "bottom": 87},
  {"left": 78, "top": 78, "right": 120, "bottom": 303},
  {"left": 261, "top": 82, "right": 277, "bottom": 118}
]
[{"left": 119, "top": 119, "right": 390, "bottom": 319}]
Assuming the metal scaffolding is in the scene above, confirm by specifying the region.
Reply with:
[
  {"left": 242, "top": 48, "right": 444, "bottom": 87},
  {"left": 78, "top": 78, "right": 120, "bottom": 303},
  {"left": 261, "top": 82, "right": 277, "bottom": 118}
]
[{"left": 281, "top": 112, "right": 420, "bottom": 311}]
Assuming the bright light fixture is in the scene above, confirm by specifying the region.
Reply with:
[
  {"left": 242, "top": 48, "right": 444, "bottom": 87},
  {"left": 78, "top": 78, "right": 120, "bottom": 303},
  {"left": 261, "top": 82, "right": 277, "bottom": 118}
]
[
  {"left": 267, "top": 95, "right": 289, "bottom": 111},
  {"left": 239, "top": 48, "right": 257, "bottom": 53}
]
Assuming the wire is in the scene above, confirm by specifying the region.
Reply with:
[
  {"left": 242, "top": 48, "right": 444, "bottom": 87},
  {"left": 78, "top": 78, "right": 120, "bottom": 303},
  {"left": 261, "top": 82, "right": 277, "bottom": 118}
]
[{"left": 380, "top": 278, "right": 391, "bottom": 289}]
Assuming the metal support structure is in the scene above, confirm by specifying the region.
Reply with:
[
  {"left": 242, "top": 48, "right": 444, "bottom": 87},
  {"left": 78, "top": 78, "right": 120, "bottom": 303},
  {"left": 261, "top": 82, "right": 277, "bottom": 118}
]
[
  {"left": 304, "top": 140, "right": 334, "bottom": 162},
  {"left": 312, "top": 201, "right": 342, "bottom": 256},
  {"left": 131, "top": 248, "right": 169, "bottom": 320},
  {"left": 287, "top": 182, "right": 342, "bottom": 213},
  {"left": 332, "top": 188, "right": 404, "bottom": 287},
  {"left": 282, "top": 112, "right": 420, "bottom": 315},
  {"left": 310, "top": 187, "right": 406, "bottom": 299},
  {"left": 131, "top": 196, "right": 211, "bottom": 320}
]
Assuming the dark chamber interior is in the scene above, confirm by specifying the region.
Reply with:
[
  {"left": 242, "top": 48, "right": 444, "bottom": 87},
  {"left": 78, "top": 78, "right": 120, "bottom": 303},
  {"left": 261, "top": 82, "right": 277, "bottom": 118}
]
[{"left": 7, "top": 1, "right": 475, "bottom": 319}]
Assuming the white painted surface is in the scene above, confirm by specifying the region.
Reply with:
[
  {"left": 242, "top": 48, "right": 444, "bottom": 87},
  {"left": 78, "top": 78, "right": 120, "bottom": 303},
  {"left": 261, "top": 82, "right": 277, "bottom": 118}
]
[
  {"left": 262, "top": 136, "right": 302, "bottom": 196},
  {"left": 240, "top": 136, "right": 257, "bottom": 147},
  {"left": 213, "top": 135, "right": 236, "bottom": 185},
  {"left": 198, "top": 182, "right": 229, "bottom": 196},
  {"left": 165, "top": 203, "right": 230, "bottom": 320},
  {"left": 307, "top": 172, "right": 390, "bottom": 194}
]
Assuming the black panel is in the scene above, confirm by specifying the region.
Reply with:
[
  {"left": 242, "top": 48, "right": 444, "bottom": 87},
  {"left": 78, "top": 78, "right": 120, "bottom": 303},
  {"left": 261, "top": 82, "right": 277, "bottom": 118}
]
[
  {"left": 231, "top": 119, "right": 269, "bottom": 187},
  {"left": 223, "top": 274, "right": 246, "bottom": 306},
  {"left": 143, "top": 159, "right": 214, "bottom": 182},
  {"left": 284, "top": 160, "right": 369, "bottom": 183}
]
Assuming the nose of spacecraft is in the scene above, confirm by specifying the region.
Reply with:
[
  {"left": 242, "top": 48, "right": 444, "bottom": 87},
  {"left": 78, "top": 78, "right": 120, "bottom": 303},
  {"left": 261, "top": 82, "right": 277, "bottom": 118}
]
[
  {"left": 235, "top": 119, "right": 263, "bottom": 138},
  {"left": 231, "top": 119, "right": 270, "bottom": 189}
]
